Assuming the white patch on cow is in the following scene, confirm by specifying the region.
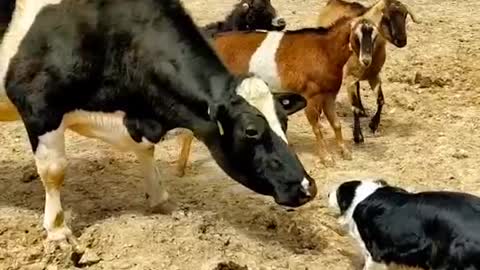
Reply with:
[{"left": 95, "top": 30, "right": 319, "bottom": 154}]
[
  {"left": 248, "top": 31, "right": 284, "bottom": 90},
  {"left": 63, "top": 110, "right": 155, "bottom": 151},
  {"left": 301, "top": 178, "right": 311, "bottom": 196},
  {"left": 0, "top": 0, "right": 63, "bottom": 99},
  {"left": 235, "top": 77, "right": 287, "bottom": 143}
]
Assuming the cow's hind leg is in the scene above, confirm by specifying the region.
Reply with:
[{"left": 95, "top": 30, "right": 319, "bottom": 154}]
[{"left": 135, "top": 146, "right": 176, "bottom": 214}]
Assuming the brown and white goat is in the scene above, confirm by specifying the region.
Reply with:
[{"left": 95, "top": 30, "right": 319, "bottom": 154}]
[
  {"left": 175, "top": 17, "right": 380, "bottom": 175},
  {"left": 318, "top": 0, "right": 420, "bottom": 143}
]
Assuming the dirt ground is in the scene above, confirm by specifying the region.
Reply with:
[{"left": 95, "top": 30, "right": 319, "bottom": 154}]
[{"left": 1, "top": 0, "right": 479, "bottom": 269}]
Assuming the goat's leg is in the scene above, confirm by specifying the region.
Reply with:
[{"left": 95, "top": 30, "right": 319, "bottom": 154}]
[
  {"left": 356, "top": 82, "right": 368, "bottom": 117},
  {"left": 346, "top": 76, "right": 364, "bottom": 143},
  {"left": 363, "top": 256, "right": 388, "bottom": 270},
  {"left": 305, "top": 96, "right": 334, "bottom": 167},
  {"left": 135, "top": 147, "right": 176, "bottom": 214},
  {"left": 0, "top": 100, "right": 20, "bottom": 121},
  {"left": 368, "top": 76, "right": 384, "bottom": 133},
  {"left": 175, "top": 130, "right": 194, "bottom": 177},
  {"left": 323, "top": 94, "right": 352, "bottom": 160}
]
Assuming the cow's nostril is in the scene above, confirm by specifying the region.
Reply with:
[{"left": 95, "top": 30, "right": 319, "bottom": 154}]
[{"left": 272, "top": 17, "right": 286, "bottom": 27}]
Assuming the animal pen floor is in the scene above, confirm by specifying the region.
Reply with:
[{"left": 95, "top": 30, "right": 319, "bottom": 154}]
[{"left": 1, "top": 0, "right": 479, "bottom": 269}]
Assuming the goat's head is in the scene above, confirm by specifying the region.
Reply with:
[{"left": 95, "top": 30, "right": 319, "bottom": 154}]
[
  {"left": 205, "top": 76, "right": 316, "bottom": 208},
  {"left": 376, "top": 0, "right": 420, "bottom": 48},
  {"left": 231, "top": 0, "right": 286, "bottom": 31},
  {"left": 349, "top": 18, "right": 379, "bottom": 67}
]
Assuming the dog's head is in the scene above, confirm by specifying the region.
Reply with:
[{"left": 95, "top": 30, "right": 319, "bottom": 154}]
[{"left": 327, "top": 179, "right": 388, "bottom": 217}]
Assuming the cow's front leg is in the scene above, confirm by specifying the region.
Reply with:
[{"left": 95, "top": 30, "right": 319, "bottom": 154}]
[
  {"left": 135, "top": 147, "right": 176, "bottom": 214},
  {"left": 27, "top": 123, "right": 82, "bottom": 253}
]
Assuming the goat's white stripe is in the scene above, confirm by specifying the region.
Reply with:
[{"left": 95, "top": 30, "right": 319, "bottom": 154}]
[
  {"left": 0, "top": 0, "right": 63, "bottom": 98},
  {"left": 248, "top": 31, "right": 284, "bottom": 90}
]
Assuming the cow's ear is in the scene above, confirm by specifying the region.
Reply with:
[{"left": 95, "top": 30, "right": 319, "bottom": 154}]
[
  {"left": 207, "top": 102, "right": 228, "bottom": 136},
  {"left": 272, "top": 92, "right": 307, "bottom": 116}
]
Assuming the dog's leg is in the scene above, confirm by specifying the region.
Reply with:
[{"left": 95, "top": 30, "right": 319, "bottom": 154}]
[{"left": 363, "top": 256, "right": 388, "bottom": 270}]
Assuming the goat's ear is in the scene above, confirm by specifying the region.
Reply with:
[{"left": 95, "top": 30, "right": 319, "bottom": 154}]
[
  {"left": 370, "top": 0, "right": 386, "bottom": 13},
  {"left": 404, "top": 4, "right": 421, "bottom": 24},
  {"left": 272, "top": 92, "right": 307, "bottom": 116},
  {"left": 349, "top": 17, "right": 360, "bottom": 29}
]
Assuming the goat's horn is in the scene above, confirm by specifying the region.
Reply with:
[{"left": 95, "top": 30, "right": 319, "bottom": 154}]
[{"left": 404, "top": 4, "right": 421, "bottom": 24}]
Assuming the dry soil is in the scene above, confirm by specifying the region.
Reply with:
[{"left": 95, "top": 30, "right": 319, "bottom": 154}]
[{"left": 0, "top": 0, "right": 479, "bottom": 269}]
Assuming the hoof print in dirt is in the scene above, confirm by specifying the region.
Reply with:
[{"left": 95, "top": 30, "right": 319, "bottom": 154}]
[
  {"left": 73, "top": 248, "right": 101, "bottom": 267},
  {"left": 149, "top": 200, "right": 177, "bottom": 215},
  {"left": 21, "top": 166, "right": 39, "bottom": 183},
  {"left": 213, "top": 261, "right": 248, "bottom": 270}
]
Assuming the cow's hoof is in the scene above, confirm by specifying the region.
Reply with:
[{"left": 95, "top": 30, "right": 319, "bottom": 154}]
[
  {"left": 149, "top": 199, "right": 177, "bottom": 215},
  {"left": 44, "top": 232, "right": 84, "bottom": 257}
]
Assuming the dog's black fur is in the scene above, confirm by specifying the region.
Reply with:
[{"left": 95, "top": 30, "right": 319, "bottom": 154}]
[{"left": 333, "top": 180, "right": 480, "bottom": 270}]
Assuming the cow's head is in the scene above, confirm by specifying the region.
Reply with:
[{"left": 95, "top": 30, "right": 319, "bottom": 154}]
[
  {"left": 230, "top": 0, "right": 286, "bottom": 31},
  {"left": 204, "top": 76, "right": 316, "bottom": 208},
  {"left": 375, "top": 0, "right": 420, "bottom": 48}
]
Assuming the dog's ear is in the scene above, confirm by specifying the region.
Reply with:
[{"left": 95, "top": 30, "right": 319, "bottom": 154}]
[{"left": 374, "top": 179, "right": 389, "bottom": 186}]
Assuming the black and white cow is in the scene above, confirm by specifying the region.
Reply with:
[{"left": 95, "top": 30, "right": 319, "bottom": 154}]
[
  {"left": 0, "top": 0, "right": 317, "bottom": 246},
  {"left": 0, "top": 0, "right": 15, "bottom": 37},
  {"left": 328, "top": 179, "right": 480, "bottom": 270},
  {"left": 201, "top": 0, "right": 286, "bottom": 38}
]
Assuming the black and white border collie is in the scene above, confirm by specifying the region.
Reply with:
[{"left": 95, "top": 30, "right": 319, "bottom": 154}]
[{"left": 328, "top": 179, "right": 480, "bottom": 270}]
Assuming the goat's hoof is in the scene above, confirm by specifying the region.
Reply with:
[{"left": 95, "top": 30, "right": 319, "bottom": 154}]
[
  {"left": 353, "top": 134, "right": 364, "bottom": 144},
  {"left": 341, "top": 148, "right": 352, "bottom": 160},
  {"left": 318, "top": 155, "right": 335, "bottom": 167},
  {"left": 359, "top": 110, "right": 368, "bottom": 118},
  {"left": 369, "top": 121, "right": 380, "bottom": 133},
  {"left": 149, "top": 199, "right": 177, "bottom": 215},
  {"left": 175, "top": 167, "right": 186, "bottom": 177}
]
